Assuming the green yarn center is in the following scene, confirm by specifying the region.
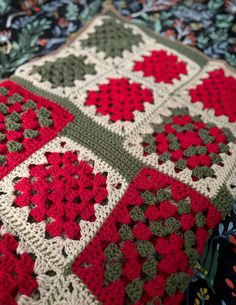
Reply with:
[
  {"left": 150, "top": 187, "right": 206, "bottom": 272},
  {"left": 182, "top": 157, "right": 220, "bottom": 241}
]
[
  {"left": 81, "top": 18, "right": 143, "bottom": 58},
  {"left": 31, "top": 55, "right": 96, "bottom": 88}
]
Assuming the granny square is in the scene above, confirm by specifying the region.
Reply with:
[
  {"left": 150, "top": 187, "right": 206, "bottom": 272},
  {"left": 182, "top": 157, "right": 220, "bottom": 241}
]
[
  {"left": 0, "top": 136, "right": 127, "bottom": 265},
  {"left": 76, "top": 15, "right": 155, "bottom": 65},
  {"left": 15, "top": 47, "right": 108, "bottom": 97},
  {"left": 67, "top": 69, "right": 167, "bottom": 136},
  {"left": 0, "top": 80, "right": 73, "bottom": 179},
  {"left": 123, "top": 98, "right": 236, "bottom": 198},
  {"left": 175, "top": 61, "right": 236, "bottom": 126},
  {"left": 119, "top": 43, "right": 200, "bottom": 94}
]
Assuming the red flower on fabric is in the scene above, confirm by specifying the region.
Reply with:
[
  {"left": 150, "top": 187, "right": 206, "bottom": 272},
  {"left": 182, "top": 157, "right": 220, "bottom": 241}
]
[
  {"left": 133, "top": 50, "right": 188, "bottom": 84},
  {"left": 0, "top": 233, "right": 38, "bottom": 305},
  {"left": 189, "top": 68, "right": 236, "bottom": 122},
  {"left": 14, "top": 151, "right": 108, "bottom": 240},
  {"left": 85, "top": 78, "right": 154, "bottom": 122}
]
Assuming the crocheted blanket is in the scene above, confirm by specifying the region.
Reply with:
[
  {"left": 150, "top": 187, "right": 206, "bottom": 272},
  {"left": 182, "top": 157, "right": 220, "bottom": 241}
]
[{"left": 0, "top": 7, "right": 235, "bottom": 305}]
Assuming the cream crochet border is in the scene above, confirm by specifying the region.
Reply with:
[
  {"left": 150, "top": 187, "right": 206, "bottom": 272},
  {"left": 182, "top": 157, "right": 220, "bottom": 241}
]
[
  {"left": 174, "top": 61, "right": 236, "bottom": 131},
  {"left": 13, "top": 47, "right": 109, "bottom": 98},
  {"left": 0, "top": 136, "right": 128, "bottom": 304},
  {"left": 119, "top": 42, "right": 201, "bottom": 94},
  {"left": 72, "top": 15, "right": 156, "bottom": 66},
  {"left": 13, "top": 15, "right": 201, "bottom": 101},
  {"left": 123, "top": 97, "right": 236, "bottom": 198},
  {"left": 67, "top": 68, "right": 168, "bottom": 136}
]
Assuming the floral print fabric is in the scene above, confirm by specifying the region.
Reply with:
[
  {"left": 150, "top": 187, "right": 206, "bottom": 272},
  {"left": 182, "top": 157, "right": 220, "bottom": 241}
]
[
  {"left": 185, "top": 203, "right": 236, "bottom": 305},
  {"left": 114, "top": 0, "right": 236, "bottom": 68},
  {"left": 1, "top": 0, "right": 235, "bottom": 77},
  {"left": 0, "top": 0, "right": 102, "bottom": 78}
]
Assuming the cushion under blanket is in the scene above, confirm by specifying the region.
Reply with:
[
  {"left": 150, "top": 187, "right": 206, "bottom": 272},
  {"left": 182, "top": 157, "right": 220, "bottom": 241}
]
[{"left": 0, "top": 7, "right": 235, "bottom": 305}]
